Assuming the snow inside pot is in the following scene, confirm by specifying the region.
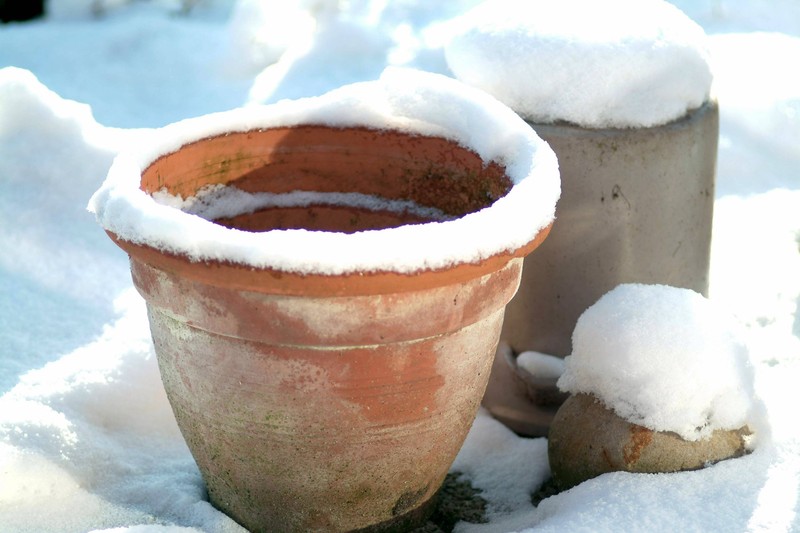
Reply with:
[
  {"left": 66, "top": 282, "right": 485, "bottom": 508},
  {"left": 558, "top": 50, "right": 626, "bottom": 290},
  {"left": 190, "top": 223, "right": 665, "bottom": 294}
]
[
  {"left": 446, "top": 0, "right": 718, "bottom": 436},
  {"left": 549, "top": 284, "right": 757, "bottom": 490},
  {"left": 88, "top": 68, "right": 559, "bottom": 532}
]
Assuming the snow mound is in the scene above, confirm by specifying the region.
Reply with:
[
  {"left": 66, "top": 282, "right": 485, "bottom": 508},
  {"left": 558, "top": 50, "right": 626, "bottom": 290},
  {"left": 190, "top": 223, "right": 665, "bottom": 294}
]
[
  {"left": 444, "top": 0, "right": 712, "bottom": 128},
  {"left": 558, "top": 283, "right": 756, "bottom": 441},
  {"left": 88, "top": 67, "right": 560, "bottom": 275}
]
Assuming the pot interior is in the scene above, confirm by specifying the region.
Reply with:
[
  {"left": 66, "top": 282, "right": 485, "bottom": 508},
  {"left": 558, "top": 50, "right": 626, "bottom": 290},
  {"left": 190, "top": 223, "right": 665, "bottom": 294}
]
[{"left": 140, "top": 126, "right": 512, "bottom": 234}]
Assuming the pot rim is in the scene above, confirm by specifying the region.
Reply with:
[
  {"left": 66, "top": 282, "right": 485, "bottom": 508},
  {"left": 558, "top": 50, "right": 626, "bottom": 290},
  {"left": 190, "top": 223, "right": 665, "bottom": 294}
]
[
  {"left": 89, "top": 68, "right": 560, "bottom": 278},
  {"left": 108, "top": 223, "right": 550, "bottom": 296}
]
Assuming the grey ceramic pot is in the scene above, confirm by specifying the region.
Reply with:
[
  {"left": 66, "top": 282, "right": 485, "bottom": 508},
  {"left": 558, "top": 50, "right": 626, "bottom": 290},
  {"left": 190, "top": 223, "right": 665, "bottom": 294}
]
[{"left": 483, "top": 101, "right": 719, "bottom": 436}]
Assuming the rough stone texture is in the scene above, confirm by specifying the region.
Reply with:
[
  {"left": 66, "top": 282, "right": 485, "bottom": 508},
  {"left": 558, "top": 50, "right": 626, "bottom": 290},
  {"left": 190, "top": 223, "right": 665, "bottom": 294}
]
[{"left": 548, "top": 393, "right": 750, "bottom": 490}]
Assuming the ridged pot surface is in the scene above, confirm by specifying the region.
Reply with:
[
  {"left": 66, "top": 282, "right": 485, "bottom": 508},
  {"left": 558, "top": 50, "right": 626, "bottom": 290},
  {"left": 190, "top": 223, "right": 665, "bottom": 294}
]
[{"left": 112, "top": 125, "right": 551, "bottom": 532}]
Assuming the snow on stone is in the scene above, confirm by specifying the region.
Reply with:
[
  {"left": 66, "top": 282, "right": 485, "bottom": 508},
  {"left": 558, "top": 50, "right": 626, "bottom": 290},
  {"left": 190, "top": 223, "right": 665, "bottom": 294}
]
[
  {"left": 88, "top": 67, "right": 560, "bottom": 275},
  {"left": 557, "top": 283, "right": 757, "bottom": 441},
  {"left": 444, "top": 0, "right": 712, "bottom": 128}
]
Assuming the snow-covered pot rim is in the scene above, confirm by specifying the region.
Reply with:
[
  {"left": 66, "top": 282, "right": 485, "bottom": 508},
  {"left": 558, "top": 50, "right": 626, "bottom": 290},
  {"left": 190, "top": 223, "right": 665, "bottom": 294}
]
[{"left": 89, "top": 68, "right": 560, "bottom": 294}]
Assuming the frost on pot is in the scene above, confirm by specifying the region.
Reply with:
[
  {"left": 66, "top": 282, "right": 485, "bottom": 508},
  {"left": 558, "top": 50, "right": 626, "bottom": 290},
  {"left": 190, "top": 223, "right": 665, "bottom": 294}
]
[
  {"left": 549, "top": 283, "right": 758, "bottom": 490},
  {"left": 87, "top": 68, "right": 560, "bottom": 532}
]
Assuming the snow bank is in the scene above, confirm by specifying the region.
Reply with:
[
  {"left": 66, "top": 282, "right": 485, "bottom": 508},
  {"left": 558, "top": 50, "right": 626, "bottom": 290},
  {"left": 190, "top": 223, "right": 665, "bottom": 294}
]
[
  {"left": 0, "top": 4, "right": 248, "bottom": 129},
  {"left": 225, "top": 0, "right": 316, "bottom": 75},
  {"left": 241, "top": 0, "right": 484, "bottom": 104},
  {"left": 558, "top": 284, "right": 757, "bottom": 441},
  {"left": 709, "top": 32, "right": 800, "bottom": 196},
  {"left": 0, "top": 67, "right": 125, "bottom": 300},
  {"left": 0, "top": 290, "right": 245, "bottom": 533},
  {"left": 0, "top": 67, "right": 134, "bottom": 390},
  {"left": 88, "top": 67, "right": 560, "bottom": 275},
  {"left": 444, "top": 0, "right": 712, "bottom": 128},
  {"left": 246, "top": 14, "right": 393, "bottom": 104}
]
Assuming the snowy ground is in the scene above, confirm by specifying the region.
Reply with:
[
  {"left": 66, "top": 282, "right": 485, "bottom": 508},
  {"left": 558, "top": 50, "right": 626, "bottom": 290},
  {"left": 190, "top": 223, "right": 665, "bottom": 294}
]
[{"left": 0, "top": 1, "right": 798, "bottom": 532}]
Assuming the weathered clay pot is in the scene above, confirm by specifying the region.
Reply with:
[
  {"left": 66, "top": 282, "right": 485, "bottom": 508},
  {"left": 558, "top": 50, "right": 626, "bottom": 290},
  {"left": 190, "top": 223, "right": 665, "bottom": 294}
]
[
  {"left": 548, "top": 393, "right": 750, "bottom": 490},
  {"left": 93, "top": 81, "right": 558, "bottom": 532},
  {"left": 91, "top": 69, "right": 561, "bottom": 530},
  {"left": 484, "top": 101, "right": 719, "bottom": 436}
]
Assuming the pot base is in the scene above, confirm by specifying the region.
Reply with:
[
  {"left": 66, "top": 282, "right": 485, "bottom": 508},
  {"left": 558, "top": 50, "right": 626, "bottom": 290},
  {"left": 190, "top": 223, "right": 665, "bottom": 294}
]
[
  {"left": 350, "top": 492, "right": 438, "bottom": 533},
  {"left": 211, "top": 481, "right": 440, "bottom": 533}
]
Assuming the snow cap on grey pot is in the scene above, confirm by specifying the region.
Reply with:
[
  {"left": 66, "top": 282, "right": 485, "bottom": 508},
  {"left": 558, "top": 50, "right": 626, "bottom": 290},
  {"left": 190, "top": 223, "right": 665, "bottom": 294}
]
[
  {"left": 549, "top": 284, "right": 758, "bottom": 490},
  {"left": 445, "top": 0, "right": 718, "bottom": 436}
]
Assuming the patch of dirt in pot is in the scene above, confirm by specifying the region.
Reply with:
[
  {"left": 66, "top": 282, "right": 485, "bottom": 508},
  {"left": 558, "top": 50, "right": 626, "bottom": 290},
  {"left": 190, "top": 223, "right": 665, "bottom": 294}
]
[{"left": 412, "top": 472, "right": 488, "bottom": 532}]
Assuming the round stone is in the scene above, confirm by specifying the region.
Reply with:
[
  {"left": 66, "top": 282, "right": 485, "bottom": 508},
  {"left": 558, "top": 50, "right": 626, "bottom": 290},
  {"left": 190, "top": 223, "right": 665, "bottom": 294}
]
[{"left": 548, "top": 394, "right": 750, "bottom": 490}]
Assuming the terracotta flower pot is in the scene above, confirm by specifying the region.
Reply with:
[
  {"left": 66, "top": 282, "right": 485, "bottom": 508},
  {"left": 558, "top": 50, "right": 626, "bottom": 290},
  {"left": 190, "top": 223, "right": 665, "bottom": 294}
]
[{"left": 89, "top": 70, "right": 559, "bottom": 531}]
